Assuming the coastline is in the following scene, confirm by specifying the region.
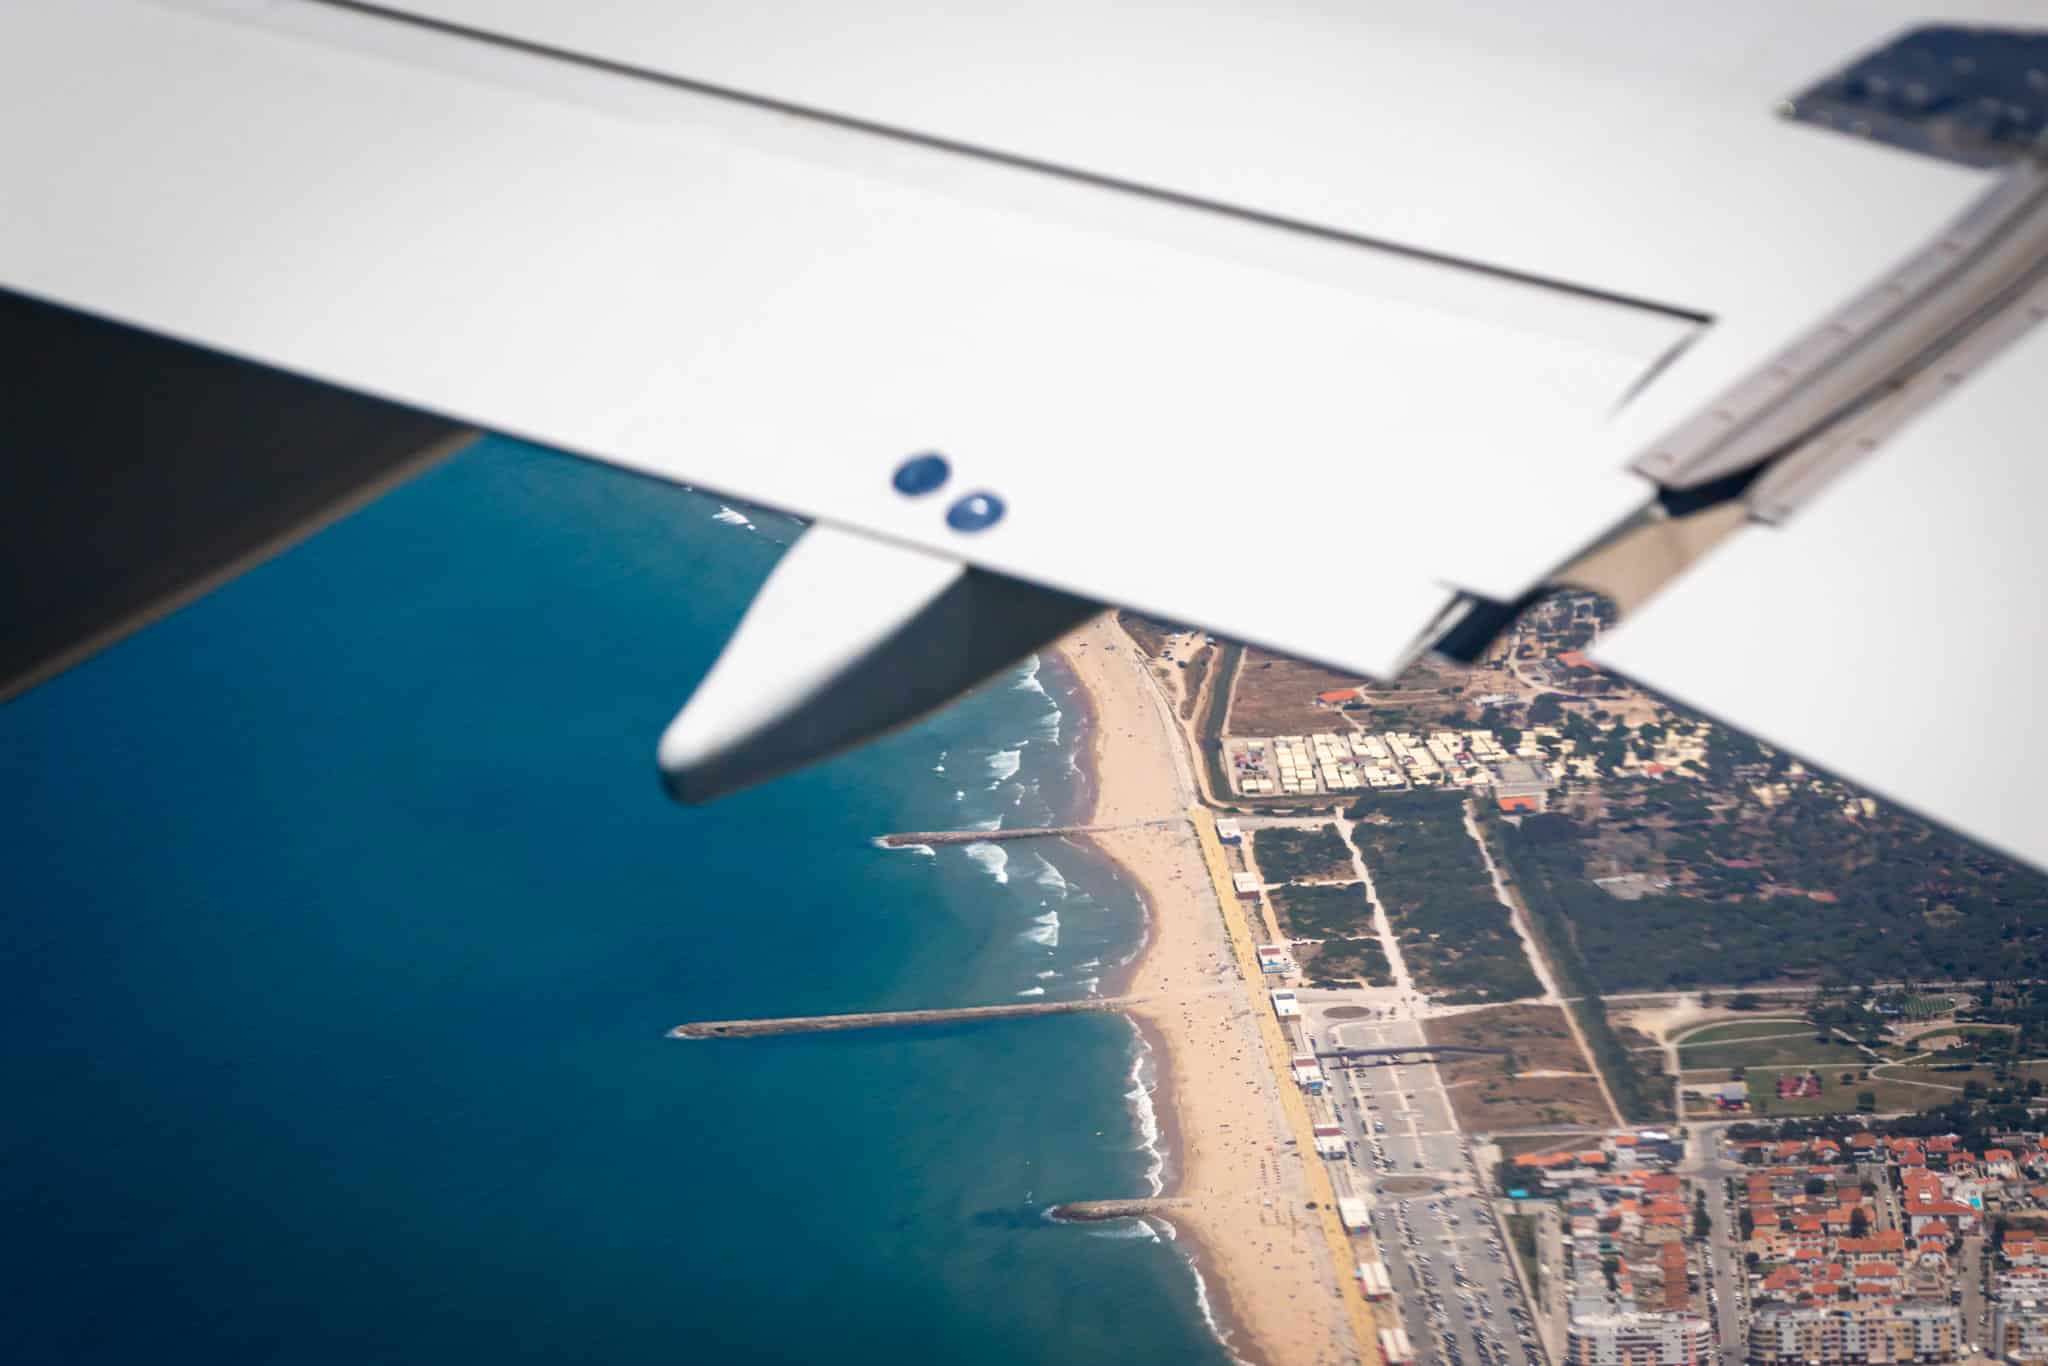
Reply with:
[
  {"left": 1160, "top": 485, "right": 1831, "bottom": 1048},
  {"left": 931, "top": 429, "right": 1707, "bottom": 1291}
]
[{"left": 1049, "top": 616, "right": 1358, "bottom": 1366}]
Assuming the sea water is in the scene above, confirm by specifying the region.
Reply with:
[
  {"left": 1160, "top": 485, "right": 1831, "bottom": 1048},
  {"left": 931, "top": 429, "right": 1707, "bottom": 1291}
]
[{"left": 0, "top": 437, "right": 1228, "bottom": 1365}]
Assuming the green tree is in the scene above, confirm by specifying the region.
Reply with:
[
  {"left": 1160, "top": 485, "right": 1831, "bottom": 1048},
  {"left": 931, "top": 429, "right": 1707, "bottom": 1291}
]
[{"left": 1856, "top": 1090, "right": 1877, "bottom": 1113}]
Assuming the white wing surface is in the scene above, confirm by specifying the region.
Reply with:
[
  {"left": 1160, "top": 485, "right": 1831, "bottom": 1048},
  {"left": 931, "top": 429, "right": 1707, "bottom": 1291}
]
[
  {"left": 2, "top": 0, "right": 2043, "bottom": 855},
  {"left": 1595, "top": 320, "right": 2048, "bottom": 873}
]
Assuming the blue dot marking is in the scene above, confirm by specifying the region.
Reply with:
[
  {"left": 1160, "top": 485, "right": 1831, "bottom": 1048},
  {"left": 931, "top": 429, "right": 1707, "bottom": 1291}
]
[
  {"left": 892, "top": 452, "right": 950, "bottom": 496},
  {"left": 946, "top": 492, "right": 1005, "bottom": 532}
]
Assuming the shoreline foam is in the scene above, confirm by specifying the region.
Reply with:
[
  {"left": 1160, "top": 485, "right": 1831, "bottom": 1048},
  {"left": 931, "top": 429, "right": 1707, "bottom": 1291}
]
[{"left": 1049, "top": 617, "right": 1355, "bottom": 1366}]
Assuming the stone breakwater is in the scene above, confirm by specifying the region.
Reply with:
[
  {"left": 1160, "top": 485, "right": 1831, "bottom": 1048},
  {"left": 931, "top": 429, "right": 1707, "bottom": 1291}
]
[{"left": 670, "top": 998, "right": 1139, "bottom": 1039}]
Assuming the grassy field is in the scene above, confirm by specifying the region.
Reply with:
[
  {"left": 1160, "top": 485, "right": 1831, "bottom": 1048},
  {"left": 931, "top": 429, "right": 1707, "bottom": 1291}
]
[
  {"left": 1678, "top": 1030, "right": 1866, "bottom": 1072},
  {"left": 1677, "top": 1019, "right": 1815, "bottom": 1046},
  {"left": 1684, "top": 1061, "right": 2048, "bottom": 1119}
]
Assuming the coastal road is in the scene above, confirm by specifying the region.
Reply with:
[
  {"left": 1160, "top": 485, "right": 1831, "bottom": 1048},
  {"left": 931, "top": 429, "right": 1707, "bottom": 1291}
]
[{"left": 1305, "top": 995, "right": 1543, "bottom": 1366}]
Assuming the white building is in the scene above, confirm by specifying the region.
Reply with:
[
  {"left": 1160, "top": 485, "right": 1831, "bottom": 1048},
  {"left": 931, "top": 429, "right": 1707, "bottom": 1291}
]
[{"left": 1566, "top": 1312, "right": 1712, "bottom": 1366}]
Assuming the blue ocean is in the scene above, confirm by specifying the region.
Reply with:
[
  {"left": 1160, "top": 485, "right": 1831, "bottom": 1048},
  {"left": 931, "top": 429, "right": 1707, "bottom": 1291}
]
[{"left": 1, "top": 437, "right": 1229, "bottom": 1365}]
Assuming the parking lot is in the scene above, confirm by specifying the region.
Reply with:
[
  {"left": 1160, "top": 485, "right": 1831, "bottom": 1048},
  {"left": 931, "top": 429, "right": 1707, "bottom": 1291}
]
[{"left": 1306, "top": 997, "right": 1545, "bottom": 1366}]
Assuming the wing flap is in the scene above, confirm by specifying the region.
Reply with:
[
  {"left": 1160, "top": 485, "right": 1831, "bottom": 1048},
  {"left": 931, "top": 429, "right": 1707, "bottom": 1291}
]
[{"left": 1595, "top": 317, "right": 2048, "bottom": 871}]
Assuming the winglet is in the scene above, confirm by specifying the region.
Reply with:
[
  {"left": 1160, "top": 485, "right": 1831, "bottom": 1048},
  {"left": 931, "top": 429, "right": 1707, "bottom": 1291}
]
[{"left": 658, "top": 523, "right": 1100, "bottom": 803}]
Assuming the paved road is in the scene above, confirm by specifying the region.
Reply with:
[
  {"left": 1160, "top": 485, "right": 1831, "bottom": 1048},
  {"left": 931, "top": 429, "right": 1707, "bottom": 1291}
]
[
  {"left": 1305, "top": 996, "right": 1545, "bottom": 1366},
  {"left": 1961, "top": 1233, "right": 1989, "bottom": 1355},
  {"left": 1678, "top": 1123, "right": 1748, "bottom": 1366}
]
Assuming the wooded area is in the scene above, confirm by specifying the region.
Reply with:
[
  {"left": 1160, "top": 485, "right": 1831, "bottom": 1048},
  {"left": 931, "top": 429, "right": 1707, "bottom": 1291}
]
[{"left": 1345, "top": 794, "right": 1540, "bottom": 1005}]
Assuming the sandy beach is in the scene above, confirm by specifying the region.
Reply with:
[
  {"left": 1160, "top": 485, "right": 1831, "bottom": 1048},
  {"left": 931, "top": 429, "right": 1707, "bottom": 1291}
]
[{"left": 1055, "top": 614, "right": 1364, "bottom": 1366}]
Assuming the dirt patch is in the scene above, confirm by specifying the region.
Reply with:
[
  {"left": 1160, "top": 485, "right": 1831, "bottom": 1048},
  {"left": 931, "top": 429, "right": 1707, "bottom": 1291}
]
[
  {"left": 1324, "top": 1006, "right": 1376, "bottom": 1019},
  {"left": 1614, "top": 1026, "right": 1673, "bottom": 1098},
  {"left": 1377, "top": 1177, "right": 1442, "bottom": 1196},
  {"left": 1426, "top": 1004, "right": 1587, "bottom": 1073},
  {"left": 1495, "top": 1134, "right": 1600, "bottom": 1161},
  {"left": 1437, "top": 1068, "right": 1611, "bottom": 1133},
  {"left": 1227, "top": 646, "right": 1371, "bottom": 736},
  {"left": 1426, "top": 1004, "right": 1611, "bottom": 1131}
]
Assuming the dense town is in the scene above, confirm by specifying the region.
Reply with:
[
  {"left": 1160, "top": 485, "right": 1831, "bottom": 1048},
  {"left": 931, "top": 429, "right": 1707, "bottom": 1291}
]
[
  {"left": 1495, "top": 1119, "right": 2048, "bottom": 1365},
  {"left": 1115, "top": 580, "right": 2048, "bottom": 1364}
]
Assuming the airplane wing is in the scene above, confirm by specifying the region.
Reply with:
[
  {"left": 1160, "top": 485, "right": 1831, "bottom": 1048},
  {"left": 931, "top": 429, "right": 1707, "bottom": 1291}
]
[{"left": 2, "top": 1, "right": 2043, "bottom": 868}]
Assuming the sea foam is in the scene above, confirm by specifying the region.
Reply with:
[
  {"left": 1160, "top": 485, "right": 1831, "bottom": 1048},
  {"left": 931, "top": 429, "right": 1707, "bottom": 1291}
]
[
  {"left": 1125, "top": 1020, "right": 1165, "bottom": 1196},
  {"left": 711, "top": 505, "right": 755, "bottom": 530},
  {"left": 1086, "top": 1220, "right": 1161, "bottom": 1243},
  {"left": 986, "top": 747, "right": 1022, "bottom": 783},
  {"left": 1013, "top": 654, "right": 1049, "bottom": 698},
  {"left": 1021, "top": 908, "right": 1059, "bottom": 947},
  {"left": 963, "top": 842, "right": 1009, "bottom": 884}
]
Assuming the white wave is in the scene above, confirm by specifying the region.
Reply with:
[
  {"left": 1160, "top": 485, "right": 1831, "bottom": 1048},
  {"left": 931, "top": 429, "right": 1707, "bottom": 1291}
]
[
  {"left": 1015, "top": 986, "right": 1046, "bottom": 998},
  {"left": 933, "top": 764, "right": 945, "bottom": 773},
  {"left": 1013, "top": 653, "right": 1049, "bottom": 698},
  {"left": 963, "top": 842, "right": 1010, "bottom": 884},
  {"left": 967, "top": 816, "right": 1002, "bottom": 832},
  {"left": 1118, "top": 888, "right": 1153, "bottom": 969},
  {"left": 952, "top": 789, "right": 965, "bottom": 802},
  {"left": 1077, "top": 958, "right": 1103, "bottom": 970},
  {"left": 1035, "top": 970, "right": 1060, "bottom": 980},
  {"left": 1086, "top": 1220, "right": 1161, "bottom": 1243},
  {"left": 1021, "top": 908, "right": 1059, "bottom": 947},
  {"left": 1186, "top": 1258, "right": 1250, "bottom": 1365},
  {"left": 1078, "top": 976, "right": 1100, "bottom": 995},
  {"left": 985, "top": 747, "right": 1023, "bottom": 783},
  {"left": 711, "top": 505, "right": 755, "bottom": 530},
  {"left": 1125, "top": 1019, "right": 1165, "bottom": 1196},
  {"left": 1035, "top": 707, "right": 1063, "bottom": 746},
  {"left": 1032, "top": 853, "right": 1070, "bottom": 896}
]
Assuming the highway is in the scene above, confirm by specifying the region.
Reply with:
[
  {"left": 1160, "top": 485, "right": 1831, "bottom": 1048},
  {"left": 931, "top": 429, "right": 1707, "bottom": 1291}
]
[{"left": 1304, "top": 992, "right": 1545, "bottom": 1366}]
